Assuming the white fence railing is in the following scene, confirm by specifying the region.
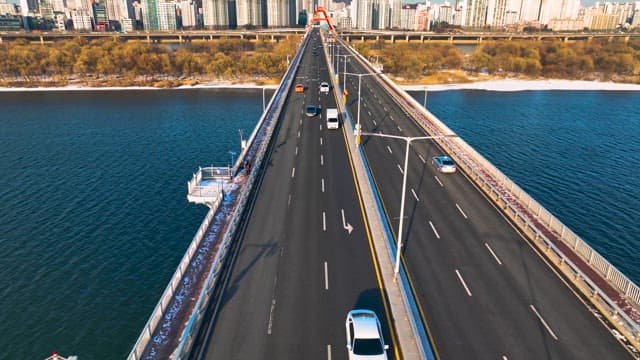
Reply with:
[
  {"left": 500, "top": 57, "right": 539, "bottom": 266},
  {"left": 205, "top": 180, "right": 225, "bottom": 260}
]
[{"left": 346, "top": 46, "right": 640, "bottom": 341}]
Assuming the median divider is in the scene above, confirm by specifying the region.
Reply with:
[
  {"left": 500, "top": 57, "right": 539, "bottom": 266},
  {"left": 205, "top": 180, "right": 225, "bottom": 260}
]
[{"left": 322, "top": 31, "right": 434, "bottom": 360}]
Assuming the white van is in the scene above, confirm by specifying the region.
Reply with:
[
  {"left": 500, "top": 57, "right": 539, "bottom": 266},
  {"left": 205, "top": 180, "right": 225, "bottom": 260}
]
[{"left": 326, "top": 108, "right": 339, "bottom": 129}]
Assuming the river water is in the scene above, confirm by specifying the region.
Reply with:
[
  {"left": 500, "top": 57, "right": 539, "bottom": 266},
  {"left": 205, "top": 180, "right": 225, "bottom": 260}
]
[{"left": 0, "top": 88, "right": 638, "bottom": 359}]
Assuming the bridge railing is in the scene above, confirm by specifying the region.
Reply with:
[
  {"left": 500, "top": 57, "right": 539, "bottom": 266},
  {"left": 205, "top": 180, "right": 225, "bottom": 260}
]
[
  {"left": 341, "top": 40, "right": 640, "bottom": 343},
  {"left": 128, "top": 31, "right": 309, "bottom": 360}
]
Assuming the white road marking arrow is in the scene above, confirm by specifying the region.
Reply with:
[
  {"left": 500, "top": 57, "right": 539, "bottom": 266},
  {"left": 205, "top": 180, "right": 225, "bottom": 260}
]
[{"left": 341, "top": 209, "right": 353, "bottom": 235}]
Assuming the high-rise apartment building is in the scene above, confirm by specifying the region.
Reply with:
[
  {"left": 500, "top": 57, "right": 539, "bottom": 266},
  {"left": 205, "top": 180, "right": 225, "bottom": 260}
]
[
  {"left": 177, "top": 0, "right": 196, "bottom": 28},
  {"left": 352, "top": 0, "right": 373, "bottom": 29},
  {"left": 236, "top": 0, "right": 261, "bottom": 27},
  {"left": 203, "top": 0, "right": 228, "bottom": 28},
  {"left": 487, "top": 0, "right": 507, "bottom": 27},
  {"left": 400, "top": 3, "right": 416, "bottom": 30},
  {"left": 266, "top": 0, "right": 288, "bottom": 26},
  {"left": 157, "top": 1, "right": 176, "bottom": 30},
  {"left": 389, "top": 0, "right": 401, "bottom": 28},
  {"left": 141, "top": 0, "right": 158, "bottom": 29},
  {"left": 465, "top": 0, "right": 488, "bottom": 27}
]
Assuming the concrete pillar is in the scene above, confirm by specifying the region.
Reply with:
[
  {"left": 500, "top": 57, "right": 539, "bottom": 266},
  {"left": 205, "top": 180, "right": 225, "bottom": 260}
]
[
  {"left": 564, "top": 36, "right": 568, "bottom": 42},
  {"left": 449, "top": 36, "right": 453, "bottom": 44},
  {"left": 624, "top": 35, "right": 630, "bottom": 44},
  {"left": 405, "top": 35, "right": 409, "bottom": 42},
  {"left": 40, "top": 35, "right": 44, "bottom": 45},
  {"left": 179, "top": 34, "right": 182, "bottom": 43},
  {"left": 390, "top": 35, "right": 394, "bottom": 43},
  {"left": 608, "top": 36, "right": 613, "bottom": 43},
  {"left": 361, "top": 35, "right": 364, "bottom": 42},
  {"left": 146, "top": 34, "right": 150, "bottom": 44}
]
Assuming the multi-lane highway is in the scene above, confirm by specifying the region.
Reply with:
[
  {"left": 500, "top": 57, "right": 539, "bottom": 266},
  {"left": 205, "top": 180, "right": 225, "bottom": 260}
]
[
  {"left": 191, "top": 29, "right": 398, "bottom": 359},
  {"left": 337, "top": 38, "right": 633, "bottom": 359}
]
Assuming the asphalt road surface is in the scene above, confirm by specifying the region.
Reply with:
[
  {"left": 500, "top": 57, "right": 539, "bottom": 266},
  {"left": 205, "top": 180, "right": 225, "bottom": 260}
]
[
  {"left": 337, "top": 39, "right": 633, "bottom": 359},
  {"left": 192, "top": 29, "right": 398, "bottom": 360}
]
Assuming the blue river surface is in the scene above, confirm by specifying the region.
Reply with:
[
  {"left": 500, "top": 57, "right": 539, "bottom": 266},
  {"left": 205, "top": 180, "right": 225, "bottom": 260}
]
[{"left": 0, "top": 88, "right": 638, "bottom": 359}]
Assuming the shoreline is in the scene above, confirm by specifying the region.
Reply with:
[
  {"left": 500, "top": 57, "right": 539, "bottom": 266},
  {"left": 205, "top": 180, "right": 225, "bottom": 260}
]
[{"left": 1, "top": 78, "right": 640, "bottom": 92}]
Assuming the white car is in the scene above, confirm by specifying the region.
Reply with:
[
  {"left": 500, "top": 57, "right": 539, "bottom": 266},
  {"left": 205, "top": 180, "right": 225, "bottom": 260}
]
[
  {"left": 320, "top": 82, "right": 330, "bottom": 94},
  {"left": 346, "top": 309, "right": 389, "bottom": 359},
  {"left": 432, "top": 155, "right": 457, "bottom": 173}
]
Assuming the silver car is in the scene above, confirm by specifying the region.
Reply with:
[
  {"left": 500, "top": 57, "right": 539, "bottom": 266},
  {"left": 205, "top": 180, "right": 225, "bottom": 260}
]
[
  {"left": 345, "top": 309, "right": 389, "bottom": 360},
  {"left": 432, "top": 156, "right": 457, "bottom": 173}
]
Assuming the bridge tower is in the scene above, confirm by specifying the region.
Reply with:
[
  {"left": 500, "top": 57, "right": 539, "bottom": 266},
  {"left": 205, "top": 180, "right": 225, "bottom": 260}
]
[{"left": 310, "top": 6, "right": 335, "bottom": 32}]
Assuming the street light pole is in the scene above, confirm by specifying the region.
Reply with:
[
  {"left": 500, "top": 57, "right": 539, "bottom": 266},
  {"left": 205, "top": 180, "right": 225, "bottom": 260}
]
[
  {"left": 360, "top": 132, "right": 457, "bottom": 279},
  {"left": 344, "top": 72, "right": 376, "bottom": 145}
]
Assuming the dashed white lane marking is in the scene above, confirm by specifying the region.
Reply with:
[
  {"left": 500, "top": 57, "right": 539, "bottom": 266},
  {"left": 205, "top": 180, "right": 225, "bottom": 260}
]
[
  {"left": 485, "top": 243, "right": 502, "bottom": 265},
  {"left": 434, "top": 176, "right": 444, "bottom": 187},
  {"left": 384, "top": 106, "right": 387, "bottom": 112},
  {"left": 288, "top": 194, "right": 291, "bottom": 207},
  {"left": 397, "top": 164, "right": 403, "bottom": 174},
  {"left": 368, "top": 110, "right": 372, "bottom": 116},
  {"left": 429, "top": 220, "right": 440, "bottom": 239},
  {"left": 387, "top": 146, "right": 393, "bottom": 154},
  {"left": 320, "top": 124, "right": 323, "bottom": 131},
  {"left": 267, "top": 297, "right": 276, "bottom": 334},
  {"left": 397, "top": 125, "right": 402, "bottom": 132},
  {"left": 322, "top": 178, "right": 325, "bottom": 192},
  {"left": 456, "top": 204, "right": 468, "bottom": 219},
  {"left": 372, "top": 119, "right": 377, "bottom": 126},
  {"left": 322, "top": 211, "right": 326, "bottom": 231},
  {"left": 530, "top": 305, "right": 558, "bottom": 340},
  {"left": 300, "top": 118, "right": 302, "bottom": 125},
  {"left": 320, "top": 137, "right": 323, "bottom": 146},
  {"left": 327, "top": 345, "right": 332, "bottom": 360},
  {"left": 455, "top": 269, "right": 473, "bottom": 296},
  {"left": 297, "top": 130, "right": 300, "bottom": 138},
  {"left": 324, "top": 261, "right": 329, "bottom": 290},
  {"left": 418, "top": 155, "right": 426, "bottom": 163},
  {"left": 411, "top": 189, "right": 419, "bottom": 201},
  {"left": 502, "top": 356, "right": 508, "bottom": 360},
  {"left": 390, "top": 115, "right": 394, "bottom": 121},
  {"left": 291, "top": 167, "right": 296, "bottom": 178},
  {"left": 321, "top": 154, "right": 324, "bottom": 166},
  {"left": 295, "top": 146, "right": 298, "bottom": 155}
]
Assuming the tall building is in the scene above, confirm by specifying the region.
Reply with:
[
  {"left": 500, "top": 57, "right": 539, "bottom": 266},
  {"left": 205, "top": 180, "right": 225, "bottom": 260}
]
[
  {"left": 202, "top": 0, "right": 228, "bottom": 28},
  {"left": 236, "top": 0, "right": 261, "bottom": 27},
  {"left": 400, "top": 3, "right": 416, "bottom": 30},
  {"left": 352, "top": 0, "right": 373, "bottom": 29},
  {"left": 465, "top": 0, "right": 488, "bottom": 27},
  {"left": 266, "top": 0, "right": 288, "bottom": 26},
  {"left": 156, "top": 1, "right": 176, "bottom": 29},
  {"left": 141, "top": 0, "right": 159, "bottom": 30},
  {"left": 486, "top": 0, "right": 507, "bottom": 27},
  {"left": 437, "top": 4, "right": 454, "bottom": 24},
  {"left": 177, "top": 0, "right": 196, "bottom": 28},
  {"left": 389, "top": 0, "right": 401, "bottom": 28}
]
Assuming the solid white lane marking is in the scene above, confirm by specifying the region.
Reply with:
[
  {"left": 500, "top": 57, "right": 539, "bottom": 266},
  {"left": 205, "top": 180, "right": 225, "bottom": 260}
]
[
  {"left": 291, "top": 167, "right": 296, "bottom": 178},
  {"left": 429, "top": 221, "right": 440, "bottom": 239},
  {"left": 530, "top": 305, "right": 558, "bottom": 340},
  {"left": 324, "top": 261, "right": 329, "bottom": 290},
  {"left": 321, "top": 154, "right": 324, "bottom": 166},
  {"left": 455, "top": 269, "right": 472, "bottom": 296},
  {"left": 418, "top": 155, "right": 426, "bottom": 163},
  {"left": 434, "top": 176, "right": 444, "bottom": 187},
  {"left": 387, "top": 145, "right": 393, "bottom": 154},
  {"left": 322, "top": 178, "right": 325, "bottom": 193},
  {"left": 267, "top": 298, "right": 276, "bottom": 334},
  {"left": 397, "top": 164, "right": 403, "bottom": 174},
  {"left": 320, "top": 137, "right": 323, "bottom": 146},
  {"left": 456, "top": 204, "right": 468, "bottom": 219},
  {"left": 327, "top": 345, "right": 332, "bottom": 360},
  {"left": 485, "top": 243, "right": 503, "bottom": 265},
  {"left": 411, "top": 189, "right": 419, "bottom": 201},
  {"left": 323, "top": 211, "right": 326, "bottom": 231}
]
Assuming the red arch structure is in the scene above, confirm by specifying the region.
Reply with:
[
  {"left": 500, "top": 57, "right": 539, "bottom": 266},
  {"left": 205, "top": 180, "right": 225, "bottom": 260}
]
[{"left": 311, "top": 6, "right": 334, "bottom": 31}]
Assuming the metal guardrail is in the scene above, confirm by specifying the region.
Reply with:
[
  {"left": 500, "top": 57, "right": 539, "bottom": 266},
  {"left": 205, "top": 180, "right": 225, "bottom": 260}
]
[
  {"left": 129, "top": 31, "right": 310, "bottom": 360},
  {"left": 345, "top": 45, "right": 640, "bottom": 344}
]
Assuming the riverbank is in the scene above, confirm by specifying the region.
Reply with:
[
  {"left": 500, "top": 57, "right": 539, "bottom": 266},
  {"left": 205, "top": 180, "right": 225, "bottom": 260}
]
[{"left": 2, "top": 78, "right": 640, "bottom": 92}]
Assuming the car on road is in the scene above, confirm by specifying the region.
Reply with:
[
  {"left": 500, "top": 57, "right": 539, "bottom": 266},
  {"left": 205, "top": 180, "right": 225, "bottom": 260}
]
[
  {"left": 346, "top": 309, "right": 389, "bottom": 360},
  {"left": 295, "top": 83, "right": 304, "bottom": 93},
  {"left": 305, "top": 104, "right": 319, "bottom": 117},
  {"left": 320, "top": 82, "right": 330, "bottom": 94},
  {"left": 432, "top": 156, "right": 457, "bottom": 173}
]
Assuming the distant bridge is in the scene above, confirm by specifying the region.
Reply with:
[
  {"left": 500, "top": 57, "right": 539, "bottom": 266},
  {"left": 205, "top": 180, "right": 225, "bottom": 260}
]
[{"left": 1, "top": 28, "right": 638, "bottom": 45}]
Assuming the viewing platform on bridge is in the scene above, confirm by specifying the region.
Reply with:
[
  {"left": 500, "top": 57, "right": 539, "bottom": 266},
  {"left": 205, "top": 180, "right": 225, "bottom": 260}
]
[{"left": 186, "top": 166, "right": 232, "bottom": 207}]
